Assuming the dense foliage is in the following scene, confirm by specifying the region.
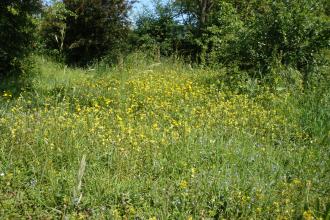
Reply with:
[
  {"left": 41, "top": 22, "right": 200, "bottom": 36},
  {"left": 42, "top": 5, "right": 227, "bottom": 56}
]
[
  {"left": 133, "top": 2, "right": 179, "bottom": 57},
  {"left": 0, "top": 0, "right": 41, "bottom": 78},
  {"left": 134, "top": 0, "right": 329, "bottom": 84},
  {"left": 232, "top": 1, "right": 329, "bottom": 77},
  {"left": 39, "top": 1, "right": 75, "bottom": 60},
  {"left": 39, "top": 0, "right": 134, "bottom": 66},
  {"left": 2, "top": 0, "right": 329, "bottom": 80},
  {"left": 36, "top": 0, "right": 330, "bottom": 83}
]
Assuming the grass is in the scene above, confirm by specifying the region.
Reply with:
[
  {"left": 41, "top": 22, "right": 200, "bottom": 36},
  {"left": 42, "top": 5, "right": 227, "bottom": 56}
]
[{"left": 0, "top": 54, "right": 329, "bottom": 219}]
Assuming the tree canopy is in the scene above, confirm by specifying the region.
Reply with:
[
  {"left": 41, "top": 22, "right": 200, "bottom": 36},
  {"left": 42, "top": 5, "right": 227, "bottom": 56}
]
[
  {"left": 0, "top": 0, "right": 41, "bottom": 78},
  {"left": 63, "top": 0, "right": 134, "bottom": 65}
]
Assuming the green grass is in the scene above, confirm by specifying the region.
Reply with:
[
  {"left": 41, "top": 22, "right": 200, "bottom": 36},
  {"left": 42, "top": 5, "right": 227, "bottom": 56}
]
[{"left": 0, "top": 55, "right": 329, "bottom": 219}]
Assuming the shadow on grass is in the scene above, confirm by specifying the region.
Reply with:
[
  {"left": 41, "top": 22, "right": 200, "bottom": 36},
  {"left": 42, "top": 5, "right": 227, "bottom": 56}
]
[{"left": 0, "top": 74, "right": 33, "bottom": 98}]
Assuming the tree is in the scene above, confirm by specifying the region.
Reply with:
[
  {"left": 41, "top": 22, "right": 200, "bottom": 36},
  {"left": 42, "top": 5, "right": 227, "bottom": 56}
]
[
  {"left": 174, "top": 0, "right": 214, "bottom": 28},
  {"left": 0, "top": 0, "right": 41, "bottom": 78},
  {"left": 134, "top": 1, "right": 182, "bottom": 57},
  {"left": 62, "top": 0, "right": 134, "bottom": 66},
  {"left": 39, "top": 1, "right": 76, "bottom": 59},
  {"left": 173, "top": 0, "right": 330, "bottom": 81}
]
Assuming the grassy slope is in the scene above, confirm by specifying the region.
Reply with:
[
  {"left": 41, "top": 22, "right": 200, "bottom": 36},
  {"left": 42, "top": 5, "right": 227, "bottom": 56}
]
[{"left": 0, "top": 56, "right": 329, "bottom": 219}]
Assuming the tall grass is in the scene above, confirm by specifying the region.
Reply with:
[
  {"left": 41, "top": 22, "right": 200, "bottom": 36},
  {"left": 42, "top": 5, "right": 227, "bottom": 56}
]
[{"left": 0, "top": 55, "right": 329, "bottom": 219}]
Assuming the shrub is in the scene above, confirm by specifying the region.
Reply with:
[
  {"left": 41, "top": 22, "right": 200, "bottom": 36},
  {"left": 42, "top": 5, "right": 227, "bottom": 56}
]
[
  {"left": 173, "top": 0, "right": 329, "bottom": 85},
  {"left": 235, "top": 0, "right": 330, "bottom": 82}
]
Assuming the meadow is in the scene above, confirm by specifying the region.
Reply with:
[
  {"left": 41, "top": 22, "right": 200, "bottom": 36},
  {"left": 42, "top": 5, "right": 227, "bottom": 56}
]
[{"left": 0, "top": 55, "right": 329, "bottom": 219}]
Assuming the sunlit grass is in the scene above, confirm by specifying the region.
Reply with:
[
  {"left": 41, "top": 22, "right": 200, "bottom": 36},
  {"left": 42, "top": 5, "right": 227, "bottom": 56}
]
[{"left": 0, "top": 56, "right": 329, "bottom": 219}]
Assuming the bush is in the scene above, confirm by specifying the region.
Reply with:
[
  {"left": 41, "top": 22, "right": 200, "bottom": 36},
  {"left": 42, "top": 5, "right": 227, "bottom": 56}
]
[
  {"left": 173, "top": 0, "right": 329, "bottom": 85},
  {"left": 235, "top": 0, "right": 330, "bottom": 82}
]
